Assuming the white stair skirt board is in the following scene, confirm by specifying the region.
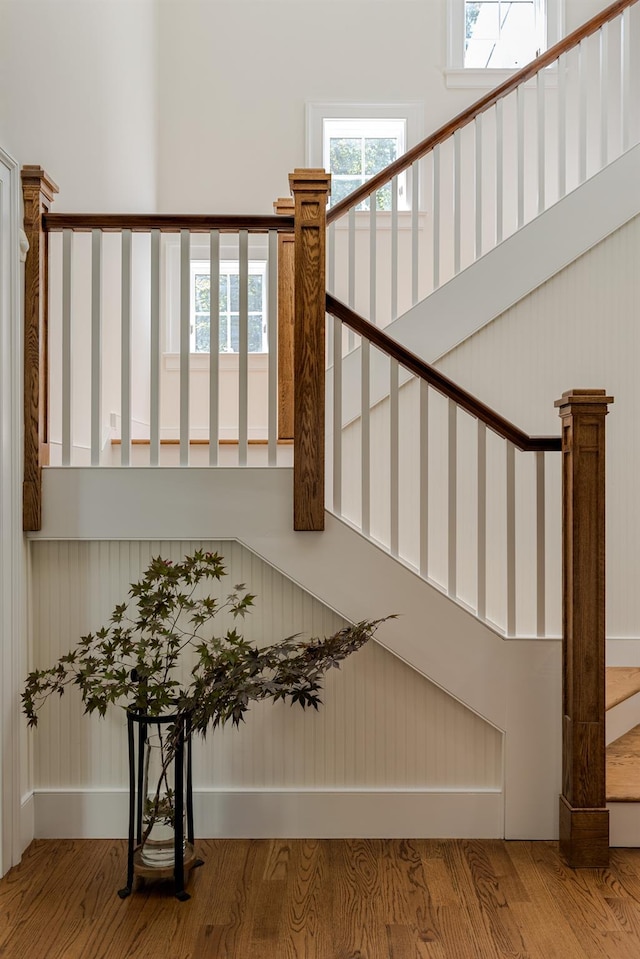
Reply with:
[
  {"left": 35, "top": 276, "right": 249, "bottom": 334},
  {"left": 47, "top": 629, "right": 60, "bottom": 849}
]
[
  {"left": 31, "top": 789, "right": 503, "bottom": 841},
  {"left": 32, "top": 467, "right": 562, "bottom": 840},
  {"left": 334, "top": 146, "right": 640, "bottom": 431},
  {"left": 609, "top": 803, "right": 640, "bottom": 847},
  {"left": 390, "top": 144, "right": 640, "bottom": 364},
  {"left": 607, "top": 692, "right": 640, "bottom": 746}
]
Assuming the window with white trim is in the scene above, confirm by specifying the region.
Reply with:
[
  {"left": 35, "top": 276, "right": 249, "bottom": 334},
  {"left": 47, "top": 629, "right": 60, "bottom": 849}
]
[
  {"left": 323, "top": 118, "right": 406, "bottom": 211},
  {"left": 447, "top": 0, "right": 563, "bottom": 79},
  {"left": 191, "top": 260, "right": 267, "bottom": 354},
  {"left": 306, "top": 101, "right": 425, "bottom": 212},
  {"left": 465, "top": 0, "right": 543, "bottom": 68}
]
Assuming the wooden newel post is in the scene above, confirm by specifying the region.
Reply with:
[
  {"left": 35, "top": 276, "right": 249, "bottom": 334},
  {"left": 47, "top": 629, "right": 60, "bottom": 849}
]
[
  {"left": 288, "top": 169, "right": 331, "bottom": 531},
  {"left": 555, "top": 388, "right": 613, "bottom": 867},
  {"left": 21, "top": 165, "right": 58, "bottom": 532}
]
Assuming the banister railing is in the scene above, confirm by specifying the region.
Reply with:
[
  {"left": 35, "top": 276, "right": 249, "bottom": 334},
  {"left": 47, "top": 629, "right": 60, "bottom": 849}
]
[
  {"left": 23, "top": 175, "right": 299, "bottom": 526},
  {"left": 326, "top": 0, "right": 639, "bottom": 333},
  {"left": 326, "top": 294, "right": 561, "bottom": 639},
  {"left": 327, "top": 294, "right": 561, "bottom": 453}
]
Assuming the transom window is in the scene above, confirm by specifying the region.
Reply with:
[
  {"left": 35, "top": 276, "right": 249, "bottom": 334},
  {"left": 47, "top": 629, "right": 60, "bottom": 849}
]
[
  {"left": 191, "top": 261, "right": 267, "bottom": 354},
  {"left": 464, "top": 0, "right": 544, "bottom": 68},
  {"left": 323, "top": 118, "right": 407, "bottom": 211}
]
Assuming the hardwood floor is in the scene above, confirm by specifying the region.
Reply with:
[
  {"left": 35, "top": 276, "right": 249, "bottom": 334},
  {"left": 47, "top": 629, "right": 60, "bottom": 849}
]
[{"left": 2, "top": 839, "right": 640, "bottom": 958}]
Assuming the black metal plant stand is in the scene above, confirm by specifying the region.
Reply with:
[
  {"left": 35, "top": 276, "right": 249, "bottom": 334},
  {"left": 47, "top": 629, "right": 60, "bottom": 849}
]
[{"left": 118, "top": 709, "right": 203, "bottom": 901}]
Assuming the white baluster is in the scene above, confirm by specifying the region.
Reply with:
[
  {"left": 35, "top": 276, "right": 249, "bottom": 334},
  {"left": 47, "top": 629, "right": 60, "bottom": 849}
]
[
  {"left": 600, "top": 22, "right": 609, "bottom": 169},
  {"left": 506, "top": 442, "right": 516, "bottom": 636},
  {"left": 448, "top": 398, "right": 457, "bottom": 598},
  {"left": 558, "top": 54, "right": 567, "bottom": 199},
  {"left": 209, "top": 230, "right": 220, "bottom": 466},
  {"left": 433, "top": 146, "right": 441, "bottom": 288},
  {"left": 268, "top": 230, "right": 278, "bottom": 466},
  {"left": 537, "top": 69, "right": 546, "bottom": 215},
  {"left": 121, "top": 229, "right": 132, "bottom": 467},
  {"left": 390, "top": 358, "right": 399, "bottom": 557},
  {"left": 477, "top": 420, "right": 487, "bottom": 620},
  {"left": 475, "top": 114, "right": 483, "bottom": 259},
  {"left": 621, "top": 8, "right": 631, "bottom": 152},
  {"left": 419, "top": 380, "right": 429, "bottom": 579},
  {"left": 536, "top": 450, "right": 546, "bottom": 637},
  {"left": 454, "top": 129, "right": 461, "bottom": 274},
  {"left": 579, "top": 41, "right": 588, "bottom": 184},
  {"left": 238, "top": 230, "right": 249, "bottom": 466},
  {"left": 149, "top": 230, "right": 161, "bottom": 467},
  {"left": 62, "top": 229, "right": 73, "bottom": 467},
  {"left": 348, "top": 207, "right": 355, "bottom": 351},
  {"left": 361, "top": 338, "right": 370, "bottom": 537},
  {"left": 327, "top": 223, "right": 335, "bottom": 360},
  {"left": 412, "top": 161, "right": 419, "bottom": 305},
  {"left": 517, "top": 85, "right": 525, "bottom": 228},
  {"left": 179, "top": 229, "right": 190, "bottom": 466},
  {"left": 90, "top": 229, "right": 102, "bottom": 467},
  {"left": 391, "top": 175, "right": 398, "bottom": 320},
  {"left": 332, "top": 316, "right": 342, "bottom": 515},
  {"left": 369, "top": 192, "right": 377, "bottom": 325},
  {"left": 496, "top": 100, "right": 504, "bottom": 244}
]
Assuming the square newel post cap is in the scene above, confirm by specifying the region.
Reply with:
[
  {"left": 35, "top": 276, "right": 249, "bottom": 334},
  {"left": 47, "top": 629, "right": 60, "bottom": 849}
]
[
  {"left": 21, "top": 165, "right": 59, "bottom": 203},
  {"left": 273, "top": 197, "right": 294, "bottom": 215},
  {"left": 555, "top": 389, "right": 614, "bottom": 414},
  {"left": 288, "top": 168, "right": 331, "bottom": 197}
]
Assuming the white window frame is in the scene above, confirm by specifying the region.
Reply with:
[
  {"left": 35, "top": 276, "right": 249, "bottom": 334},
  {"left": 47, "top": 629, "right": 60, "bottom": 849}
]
[
  {"left": 306, "top": 101, "right": 425, "bottom": 212},
  {"left": 322, "top": 117, "right": 408, "bottom": 211},
  {"left": 190, "top": 259, "right": 268, "bottom": 355},
  {"left": 445, "top": 0, "right": 564, "bottom": 88}
]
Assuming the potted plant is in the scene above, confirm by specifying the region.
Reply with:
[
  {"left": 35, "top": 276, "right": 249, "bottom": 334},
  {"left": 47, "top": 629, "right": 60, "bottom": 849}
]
[{"left": 22, "top": 549, "right": 387, "bottom": 888}]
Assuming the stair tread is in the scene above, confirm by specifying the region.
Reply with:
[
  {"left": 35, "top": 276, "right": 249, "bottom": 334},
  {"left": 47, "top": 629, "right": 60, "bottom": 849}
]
[
  {"left": 606, "top": 667, "right": 640, "bottom": 710},
  {"left": 607, "top": 723, "right": 640, "bottom": 801}
]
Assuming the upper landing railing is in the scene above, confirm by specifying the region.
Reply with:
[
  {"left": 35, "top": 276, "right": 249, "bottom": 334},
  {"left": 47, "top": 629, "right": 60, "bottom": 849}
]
[{"left": 326, "top": 0, "right": 640, "bottom": 334}]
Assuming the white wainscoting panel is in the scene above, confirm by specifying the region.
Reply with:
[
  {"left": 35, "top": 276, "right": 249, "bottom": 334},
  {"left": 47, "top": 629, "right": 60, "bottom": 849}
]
[{"left": 29, "top": 540, "right": 503, "bottom": 836}]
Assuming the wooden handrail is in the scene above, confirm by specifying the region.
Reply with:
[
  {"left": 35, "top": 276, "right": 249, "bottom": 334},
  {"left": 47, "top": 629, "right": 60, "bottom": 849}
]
[
  {"left": 43, "top": 213, "right": 294, "bottom": 233},
  {"left": 327, "top": 0, "right": 638, "bottom": 224},
  {"left": 326, "top": 294, "right": 561, "bottom": 453}
]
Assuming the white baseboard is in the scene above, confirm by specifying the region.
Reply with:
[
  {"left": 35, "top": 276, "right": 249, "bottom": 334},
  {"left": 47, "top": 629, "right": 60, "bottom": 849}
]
[
  {"left": 20, "top": 792, "right": 34, "bottom": 855},
  {"left": 33, "top": 788, "right": 504, "bottom": 840}
]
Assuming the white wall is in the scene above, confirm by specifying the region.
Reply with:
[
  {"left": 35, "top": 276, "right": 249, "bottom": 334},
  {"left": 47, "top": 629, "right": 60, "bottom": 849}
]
[{"left": 0, "top": 0, "right": 157, "bottom": 211}]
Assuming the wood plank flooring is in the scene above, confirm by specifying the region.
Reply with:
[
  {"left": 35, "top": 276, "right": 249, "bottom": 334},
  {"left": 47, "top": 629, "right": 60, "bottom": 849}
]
[{"left": 2, "top": 839, "right": 640, "bottom": 958}]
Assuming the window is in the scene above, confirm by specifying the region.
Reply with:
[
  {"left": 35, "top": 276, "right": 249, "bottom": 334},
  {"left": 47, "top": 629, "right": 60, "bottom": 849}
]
[
  {"left": 464, "top": 0, "right": 543, "bottom": 68},
  {"left": 446, "top": 0, "right": 563, "bottom": 85},
  {"left": 323, "top": 118, "right": 406, "bottom": 211},
  {"left": 191, "top": 261, "right": 267, "bottom": 354},
  {"left": 306, "top": 101, "right": 425, "bottom": 212}
]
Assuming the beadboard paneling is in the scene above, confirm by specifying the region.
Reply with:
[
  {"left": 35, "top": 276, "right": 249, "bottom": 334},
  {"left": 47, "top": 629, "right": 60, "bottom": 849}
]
[{"left": 29, "top": 540, "right": 502, "bottom": 794}]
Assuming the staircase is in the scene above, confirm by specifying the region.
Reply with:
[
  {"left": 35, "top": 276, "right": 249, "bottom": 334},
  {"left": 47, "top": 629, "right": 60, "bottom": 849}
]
[
  {"left": 18, "top": 0, "right": 640, "bottom": 863},
  {"left": 607, "top": 668, "right": 640, "bottom": 844}
]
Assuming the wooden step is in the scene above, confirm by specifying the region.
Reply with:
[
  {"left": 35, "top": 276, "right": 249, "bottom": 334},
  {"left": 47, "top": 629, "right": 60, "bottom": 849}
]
[
  {"left": 606, "top": 724, "right": 640, "bottom": 801},
  {"left": 606, "top": 666, "right": 640, "bottom": 710}
]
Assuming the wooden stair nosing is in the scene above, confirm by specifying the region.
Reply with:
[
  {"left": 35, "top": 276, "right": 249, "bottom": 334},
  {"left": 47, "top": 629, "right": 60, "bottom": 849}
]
[
  {"left": 605, "top": 666, "right": 640, "bottom": 711},
  {"left": 606, "top": 722, "right": 640, "bottom": 802}
]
